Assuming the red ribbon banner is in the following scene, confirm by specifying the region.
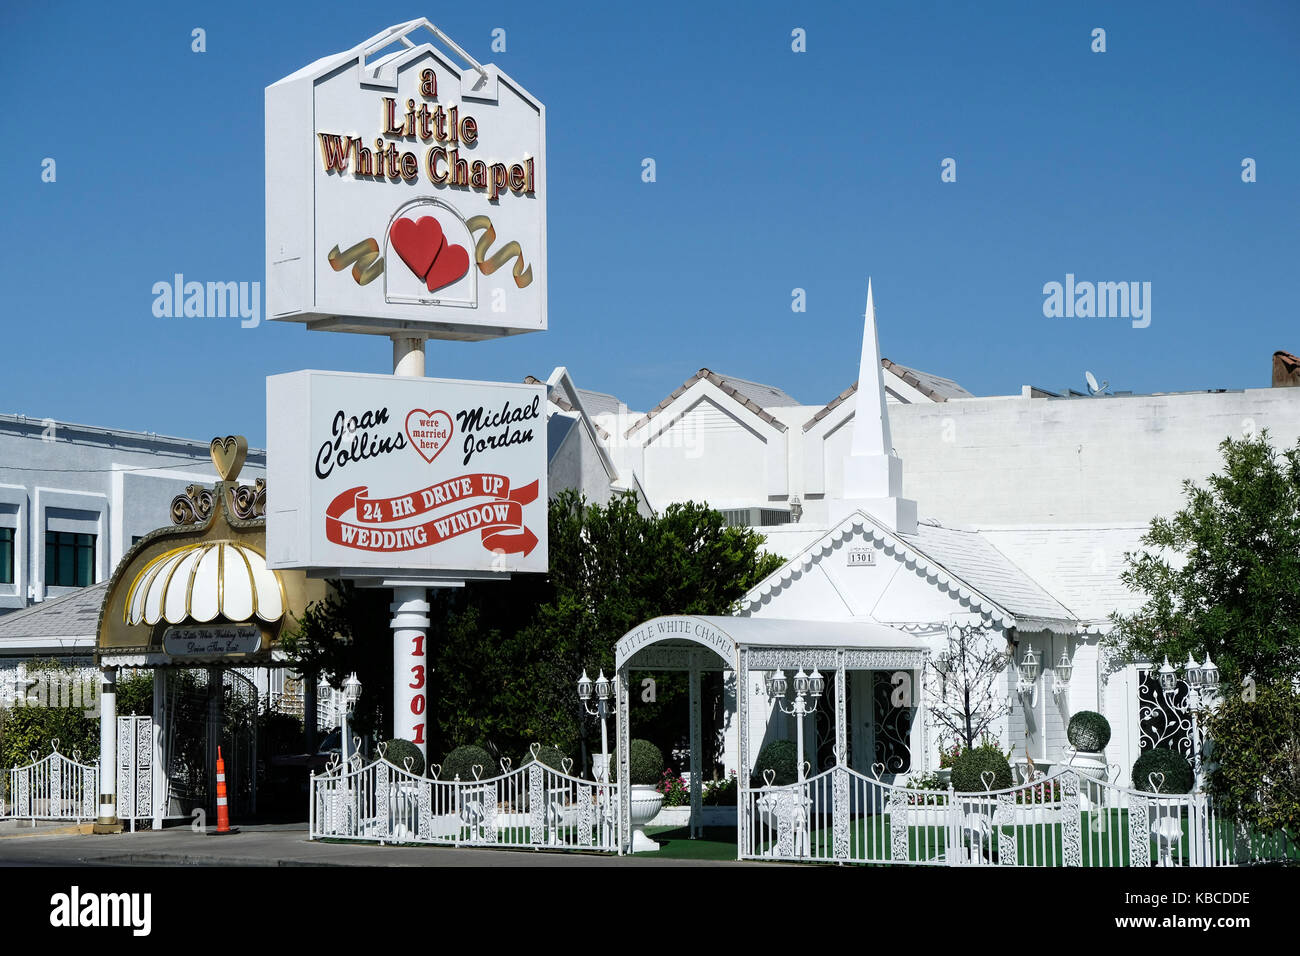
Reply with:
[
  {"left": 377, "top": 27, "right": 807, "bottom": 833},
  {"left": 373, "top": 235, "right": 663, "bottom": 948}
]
[{"left": 325, "top": 475, "right": 539, "bottom": 556}]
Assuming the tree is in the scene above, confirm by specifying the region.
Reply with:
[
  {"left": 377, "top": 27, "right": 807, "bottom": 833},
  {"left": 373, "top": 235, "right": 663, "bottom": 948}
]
[
  {"left": 923, "top": 623, "right": 1011, "bottom": 750},
  {"left": 1106, "top": 431, "right": 1300, "bottom": 687},
  {"left": 1202, "top": 682, "right": 1300, "bottom": 841}
]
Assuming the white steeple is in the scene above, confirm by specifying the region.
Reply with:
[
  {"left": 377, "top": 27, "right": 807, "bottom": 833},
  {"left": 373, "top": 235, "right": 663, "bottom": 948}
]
[{"left": 833, "top": 279, "right": 918, "bottom": 534}]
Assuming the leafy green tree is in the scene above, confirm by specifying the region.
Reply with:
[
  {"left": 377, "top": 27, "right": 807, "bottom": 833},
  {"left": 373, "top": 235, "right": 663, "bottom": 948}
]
[
  {"left": 1107, "top": 431, "right": 1300, "bottom": 829},
  {"left": 1202, "top": 682, "right": 1300, "bottom": 841},
  {"left": 1107, "top": 431, "right": 1300, "bottom": 688}
]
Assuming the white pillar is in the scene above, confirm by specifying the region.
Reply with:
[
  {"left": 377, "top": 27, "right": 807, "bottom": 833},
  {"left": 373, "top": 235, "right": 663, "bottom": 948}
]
[
  {"left": 390, "top": 587, "right": 431, "bottom": 761},
  {"left": 94, "top": 665, "right": 120, "bottom": 833},
  {"left": 688, "top": 662, "right": 702, "bottom": 838},
  {"left": 389, "top": 334, "right": 431, "bottom": 763},
  {"left": 152, "top": 670, "right": 166, "bottom": 828}
]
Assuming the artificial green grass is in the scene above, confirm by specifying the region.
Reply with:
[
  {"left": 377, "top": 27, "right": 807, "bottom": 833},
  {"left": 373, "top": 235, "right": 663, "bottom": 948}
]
[{"left": 645, "top": 825, "right": 739, "bottom": 861}]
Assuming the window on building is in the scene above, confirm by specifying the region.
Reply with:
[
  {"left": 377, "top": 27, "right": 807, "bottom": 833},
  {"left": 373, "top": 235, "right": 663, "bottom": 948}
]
[
  {"left": 45, "top": 531, "right": 96, "bottom": 587},
  {"left": 0, "top": 527, "right": 13, "bottom": 584}
]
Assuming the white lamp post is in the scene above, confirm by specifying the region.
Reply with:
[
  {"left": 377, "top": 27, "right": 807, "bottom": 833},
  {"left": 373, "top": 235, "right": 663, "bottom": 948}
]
[
  {"left": 766, "top": 668, "right": 824, "bottom": 782},
  {"left": 340, "top": 672, "right": 362, "bottom": 769},
  {"left": 1053, "top": 648, "right": 1074, "bottom": 699},
  {"left": 578, "top": 669, "right": 614, "bottom": 782},
  {"left": 1181, "top": 652, "right": 1221, "bottom": 784}
]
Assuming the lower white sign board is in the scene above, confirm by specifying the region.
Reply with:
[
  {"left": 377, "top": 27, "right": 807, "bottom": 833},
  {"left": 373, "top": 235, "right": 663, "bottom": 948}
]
[{"left": 266, "top": 370, "right": 548, "bottom": 575}]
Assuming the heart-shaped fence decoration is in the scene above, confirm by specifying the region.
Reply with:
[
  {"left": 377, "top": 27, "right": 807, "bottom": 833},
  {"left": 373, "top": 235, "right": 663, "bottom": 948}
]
[
  {"left": 326, "top": 753, "right": 341, "bottom": 772},
  {"left": 73, "top": 750, "right": 81, "bottom": 764},
  {"left": 980, "top": 770, "right": 996, "bottom": 792},
  {"left": 403, "top": 756, "right": 414, "bottom": 773},
  {"left": 500, "top": 757, "right": 512, "bottom": 774},
  {"left": 376, "top": 741, "right": 388, "bottom": 759},
  {"left": 472, "top": 764, "right": 484, "bottom": 781},
  {"left": 529, "top": 742, "right": 541, "bottom": 760},
  {"left": 349, "top": 753, "right": 364, "bottom": 771},
  {"left": 429, "top": 763, "right": 441, "bottom": 780},
  {"left": 352, "top": 735, "right": 362, "bottom": 754},
  {"left": 1148, "top": 772, "right": 1166, "bottom": 793},
  {"left": 762, "top": 769, "right": 776, "bottom": 787},
  {"left": 871, "top": 762, "right": 886, "bottom": 781},
  {"left": 51, "top": 738, "right": 61, "bottom": 753},
  {"left": 29, "top": 751, "right": 38, "bottom": 764},
  {"left": 1109, "top": 763, "right": 1121, "bottom": 782},
  {"left": 561, "top": 757, "right": 574, "bottom": 775},
  {"left": 802, "top": 760, "right": 812, "bottom": 779}
]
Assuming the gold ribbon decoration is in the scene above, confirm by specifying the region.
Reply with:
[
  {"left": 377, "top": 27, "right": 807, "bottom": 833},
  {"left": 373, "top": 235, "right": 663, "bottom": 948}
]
[
  {"left": 327, "top": 238, "right": 384, "bottom": 285},
  {"left": 467, "top": 215, "right": 533, "bottom": 289}
]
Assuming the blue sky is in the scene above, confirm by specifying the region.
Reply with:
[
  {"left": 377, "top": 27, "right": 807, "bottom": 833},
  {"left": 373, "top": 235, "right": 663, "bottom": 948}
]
[{"left": 1, "top": 0, "right": 1296, "bottom": 446}]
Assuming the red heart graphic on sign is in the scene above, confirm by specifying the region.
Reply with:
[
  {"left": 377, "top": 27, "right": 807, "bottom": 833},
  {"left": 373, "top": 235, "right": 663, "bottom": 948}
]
[
  {"left": 390, "top": 216, "right": 445, "bottom": 282},
  {"left": 425, "top": 242, "right": 470, "bottom": 292},
  {"left": 405, "top": 409, "right": 454, "bottom": 464}
]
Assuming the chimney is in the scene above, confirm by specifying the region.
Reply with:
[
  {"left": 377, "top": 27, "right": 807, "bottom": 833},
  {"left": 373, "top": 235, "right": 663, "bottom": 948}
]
[{"left": 1274, "top": 351, "right": 1300, "bottom": 388}]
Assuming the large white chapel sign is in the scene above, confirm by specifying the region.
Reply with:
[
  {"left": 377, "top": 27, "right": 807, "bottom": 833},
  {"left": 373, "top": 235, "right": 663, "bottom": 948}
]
[
  {"left": 265, "top": 20, "right": 546, "bottom": 339},
  {"left": 267, "top": 370, "right": 548, "bottom": 575}
]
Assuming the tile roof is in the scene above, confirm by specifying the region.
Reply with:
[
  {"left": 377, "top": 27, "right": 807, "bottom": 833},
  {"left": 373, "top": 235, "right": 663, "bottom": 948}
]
[
  {"left": 0, "top": 582, "right": 108, "bottom": 642},
  {"left": 898, "top": 523, "right": 1077, "bottom": 624},
  {"left": 624, "top": 369, "right": 789, "bottom": 438},
  {"left": 803, "top": 360, "right": 973, "bottom": 431},
  {"left": 975, "top": 526, "right": 1150, "bottom": 623}
]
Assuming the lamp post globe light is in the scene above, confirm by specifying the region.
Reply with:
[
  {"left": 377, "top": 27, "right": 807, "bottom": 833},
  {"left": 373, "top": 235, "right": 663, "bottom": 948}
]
[
  {"left": 766, "top": 667, "right": 824, "bottom": 782},
  {"left": 1180, "top": 652, "right": 1221, "bottom": 784},
  {"left": 340, "top": 672, "right": 361, "bottom": 770},
  {"left": 578, "top": 668, "right": 613, "bottom": 782}
]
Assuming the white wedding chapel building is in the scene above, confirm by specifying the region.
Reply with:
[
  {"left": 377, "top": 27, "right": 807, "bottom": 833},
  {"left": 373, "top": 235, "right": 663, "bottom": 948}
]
[{"left": 539, "top": 286, "right": 1300, "bottom": 789}]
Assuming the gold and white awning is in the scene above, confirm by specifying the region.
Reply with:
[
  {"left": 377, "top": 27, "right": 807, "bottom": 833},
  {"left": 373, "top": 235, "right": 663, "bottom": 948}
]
[{"left": 124, "top": 540, "right": 285, "bottom": 626}]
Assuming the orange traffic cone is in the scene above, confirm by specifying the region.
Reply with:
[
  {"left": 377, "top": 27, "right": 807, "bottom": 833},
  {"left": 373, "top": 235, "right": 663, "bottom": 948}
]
[{"left": 213, "top": 746, "right": 239, "bottom": 835}]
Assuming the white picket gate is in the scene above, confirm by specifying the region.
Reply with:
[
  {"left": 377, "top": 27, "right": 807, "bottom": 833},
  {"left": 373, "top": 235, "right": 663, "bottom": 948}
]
[
  {"left": 310, "top": 747, "right": 621, "bottom": 853},
  {"left": 1, "top": 740, "right": 98, "bottom": 824}
]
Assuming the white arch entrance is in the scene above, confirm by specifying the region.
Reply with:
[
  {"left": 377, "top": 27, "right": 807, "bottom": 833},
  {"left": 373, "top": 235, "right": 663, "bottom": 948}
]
[{"left": 613, "top": 614, "right": 928, "bottom": 856}]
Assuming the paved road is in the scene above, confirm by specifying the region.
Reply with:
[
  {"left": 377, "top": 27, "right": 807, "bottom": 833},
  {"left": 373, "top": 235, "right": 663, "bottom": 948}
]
[{"left": 0, "top": 822, "right": 743, "bottom": 867}]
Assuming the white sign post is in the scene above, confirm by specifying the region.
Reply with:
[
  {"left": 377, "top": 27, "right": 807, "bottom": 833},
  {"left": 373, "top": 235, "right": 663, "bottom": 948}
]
[{"left": 266, "top": 20, "right": 549, "bottom": 763}]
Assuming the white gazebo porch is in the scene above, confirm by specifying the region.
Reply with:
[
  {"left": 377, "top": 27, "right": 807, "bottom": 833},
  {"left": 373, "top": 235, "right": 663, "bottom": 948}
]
[{"left": 613, "top": 614, "right": 929, "bottom": 855}]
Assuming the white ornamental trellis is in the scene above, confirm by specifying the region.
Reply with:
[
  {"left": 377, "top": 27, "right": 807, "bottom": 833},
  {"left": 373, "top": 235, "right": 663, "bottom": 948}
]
[
  {"left": 117, "top": 715, "right": 155, "bottom": 825},
  {"left": 2, "top": 739, "right": 98, "bottom": 824}
]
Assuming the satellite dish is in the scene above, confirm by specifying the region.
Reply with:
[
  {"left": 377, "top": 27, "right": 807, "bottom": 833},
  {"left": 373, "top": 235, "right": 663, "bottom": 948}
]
[{"left": 1084, "top": 371, "right": 1109, "bottom": 395}]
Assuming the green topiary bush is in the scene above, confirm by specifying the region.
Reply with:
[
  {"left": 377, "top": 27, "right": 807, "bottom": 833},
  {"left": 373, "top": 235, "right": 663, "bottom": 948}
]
[
  {"left": 519, "top": 744, "right": 569, "bottom": 773},
  {"left": 1133, "top": 747, "right": 1194, "bottom": 794},
  {"left": 752, "top": 739, "right": 799, "bottom": 787},
  {"left": 441, "top": 744, "right": 494, "bottom": 782},
  {"left": 1067, "top": 711, "right": 1112, "bottom": 752},
  {"left": 951, "top": 744, "right": 1013, "bottom": 793},
  {"left": 611, "top": 739, "right": 664, "bottom": 785},
  {"left": 382, "top": 738, "right": 425, "bottom": 776}
]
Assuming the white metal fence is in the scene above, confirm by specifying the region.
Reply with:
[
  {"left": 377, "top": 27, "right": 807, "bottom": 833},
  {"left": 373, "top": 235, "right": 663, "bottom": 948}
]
[
  {"left": 0, "top": 740, "right": 98, "bottom": 824},
  {"left": 309, "top": 749, "right": 621, "bottom": 853},
  {"left": 741, "top": 766, "right": 1296, "bottom": 867}
]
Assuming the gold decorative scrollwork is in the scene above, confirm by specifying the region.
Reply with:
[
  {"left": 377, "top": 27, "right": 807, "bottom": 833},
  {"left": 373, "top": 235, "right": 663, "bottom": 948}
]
[
  {"left": 228, "top": 478, "right": 267, "bottom": 520},
  {"left": 170, "top": 485, "right": 214, "bottom": 525}
]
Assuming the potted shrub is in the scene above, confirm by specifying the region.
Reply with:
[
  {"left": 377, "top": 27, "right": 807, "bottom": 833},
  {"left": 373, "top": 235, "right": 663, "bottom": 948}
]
[
  {"left": 1132, "top": 748, "right": 1194, "bottom": 794},
  {"left": 750, "top": 739, "right": 798, "bottom": 787},
  {"left": 381, "top": 738, "right": 425, "bottom": 776},
  {"left": 612, "top": 739, "right": 664, "bottom": 851},
  {"left": 1065, "top": 711, "right": 1111, "bottom": 783}
]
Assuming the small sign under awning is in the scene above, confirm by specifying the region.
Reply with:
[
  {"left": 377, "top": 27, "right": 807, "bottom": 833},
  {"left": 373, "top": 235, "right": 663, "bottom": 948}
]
[{"left": 163, "top": 624, "right": 260, "bottom": 658}]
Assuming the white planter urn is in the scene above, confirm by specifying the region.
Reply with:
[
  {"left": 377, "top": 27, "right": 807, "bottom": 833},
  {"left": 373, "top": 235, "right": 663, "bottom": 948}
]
[
  {"left": 1067, "top": 750, "right": 1109, "bottom": 783},
  {"left": 629, "top": 784, "right": 663, "bottom": 852}
]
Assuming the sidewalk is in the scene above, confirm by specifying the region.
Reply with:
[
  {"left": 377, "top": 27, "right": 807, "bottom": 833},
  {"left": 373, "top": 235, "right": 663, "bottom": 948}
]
[{"left": 0, "top": 822, "right": 741, "bottom": 867}]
